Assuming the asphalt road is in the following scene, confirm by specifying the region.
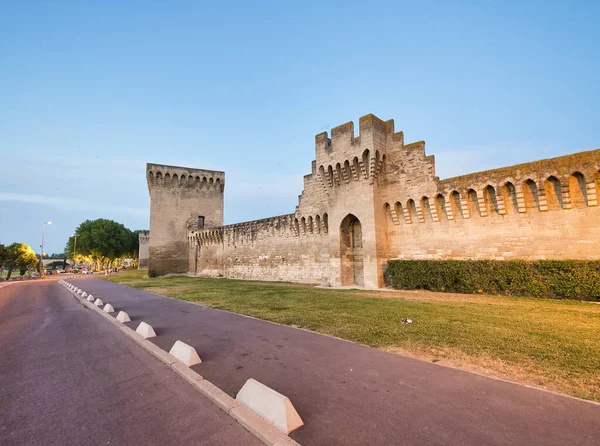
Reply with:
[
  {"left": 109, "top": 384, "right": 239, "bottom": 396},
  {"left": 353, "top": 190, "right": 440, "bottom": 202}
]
[
  {"left": 76, "top": 278, "right": 600, "bottom": 446},
  {"left": 0, "top": 280, "right": 261, "bottom": 446}
]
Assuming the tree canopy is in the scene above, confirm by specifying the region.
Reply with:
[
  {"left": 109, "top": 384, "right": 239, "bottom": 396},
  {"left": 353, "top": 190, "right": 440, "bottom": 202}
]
[
  {"left": 0, "top": 242, "right": 38, "bottom": 279},
  {"left": 65, "top": 219, "right": 147, "bottom": 269}
]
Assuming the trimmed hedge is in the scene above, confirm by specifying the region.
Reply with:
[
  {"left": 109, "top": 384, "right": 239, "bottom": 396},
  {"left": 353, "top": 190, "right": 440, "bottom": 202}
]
[{"left": 385, "top": 260, "right": 600, "bottom": 301}]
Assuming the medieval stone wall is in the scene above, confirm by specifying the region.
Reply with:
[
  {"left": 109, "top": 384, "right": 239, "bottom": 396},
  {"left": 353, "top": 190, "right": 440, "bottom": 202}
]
[
  {"left": 147, "top": 163, "right": 224, "bottom": 276},
  {"left": 382, "top": 149, "right": 600, "bottom": 261},
  {"left": 147, "top": 114, "right": 600, "bottom": 288},
  {"left": 190, "top": 214, "right": 330, "bottom": 284}
]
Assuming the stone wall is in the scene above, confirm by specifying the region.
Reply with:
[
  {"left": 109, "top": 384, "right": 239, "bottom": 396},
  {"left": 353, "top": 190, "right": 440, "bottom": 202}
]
[
  {"left": 383, "top": 150, "right": 600, "bottom": 262},
  {"left": 190, "top": 214, "right": 330, "bottom": 284},
  {"left": 149, "top": 114, "right": 600, "bottom": 288},
  {"left": 146, "top": 163, "right": 224, "bottom": 276}
]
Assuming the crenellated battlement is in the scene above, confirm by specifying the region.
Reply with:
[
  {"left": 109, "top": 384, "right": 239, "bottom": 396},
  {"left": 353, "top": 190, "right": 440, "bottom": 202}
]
[
  {"left": 146, "top": 163, "right": 225, "bottom": 193},
  {"left": 315, "top": 114, "right": 396, "bottom": 166},
  {"left": 190, "top": 211, "right": 332, "bottom": 249},
  {"left": 382, "top": 148, "right": 600, "bottom": 225}
]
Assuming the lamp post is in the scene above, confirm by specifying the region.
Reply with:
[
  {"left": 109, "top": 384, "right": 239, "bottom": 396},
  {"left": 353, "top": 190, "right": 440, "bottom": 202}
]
[{"left": 40, "top": 221, "right": 52, "bottom": 274}]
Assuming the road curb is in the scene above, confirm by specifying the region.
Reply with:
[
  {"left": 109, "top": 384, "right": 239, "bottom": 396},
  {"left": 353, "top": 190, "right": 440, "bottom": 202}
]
[{"left": 63, "top": 282, "right": 301, "bottom": 446}]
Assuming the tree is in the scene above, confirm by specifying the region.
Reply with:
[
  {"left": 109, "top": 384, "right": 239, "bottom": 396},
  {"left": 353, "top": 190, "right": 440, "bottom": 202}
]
[
  {"left": 3, "top": 243, "right": 38, "bottom": 280},
  {"left": 65, "top": 219, "right": 133, "bottom": 270}
]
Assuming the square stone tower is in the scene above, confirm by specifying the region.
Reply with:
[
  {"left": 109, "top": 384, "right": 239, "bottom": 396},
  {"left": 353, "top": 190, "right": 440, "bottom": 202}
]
[{"left": 146, "top": 163, "right": 224, "bottom": 276}]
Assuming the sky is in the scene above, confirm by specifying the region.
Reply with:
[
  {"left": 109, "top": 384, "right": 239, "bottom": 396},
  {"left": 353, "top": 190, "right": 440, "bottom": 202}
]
[{"left": 1, "top": 0, "right": 599, "bottom": 254}]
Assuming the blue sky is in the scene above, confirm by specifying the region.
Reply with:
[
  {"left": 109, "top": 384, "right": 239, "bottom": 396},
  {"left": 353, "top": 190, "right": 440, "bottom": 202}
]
[{"left": 1, "top": 0, "right": 598, "bottom": 254}]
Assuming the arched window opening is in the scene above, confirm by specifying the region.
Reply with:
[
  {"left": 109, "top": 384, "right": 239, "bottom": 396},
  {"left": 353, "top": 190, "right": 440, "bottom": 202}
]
[
  {"left": 384, "top": 202, "right": 393, "bottom": 224},
  {"left": 450, "top": 191, "right": 462, "bottom": 219},
  {"left": 315, "top": 215, "right": 321, "bottom": 234},
  {"left": 421, "top": 197, "right": 432, "bottom": 221},
  {"left": 407, "top": 199, "right": 417, "bottom": 223},
  {"left": 467, "top": 189, "right": 480, "bottom": 216},
  {"left": 544, "top": 176, "right": 563, "bottom": 210},
  {"left": 323, "top": 213, "right": 329, "bottom": 233},
  {"left": 394, "top": 202, "right": 404, "bottom": 224},
  {"left": 502, "top": 182, "right": 518, "bottom": 214},
  {"left": 307, "top": 216, "right": 314, "bottom": 234},
  {"left": 484, "top": 185, "right": 499, "bottom": 214},
  {"left": 353, "top": 157, "right": 360, "bottom": 181},
  {"left": 362, "top": 150, "right": 370, "bottom": 179},
  {"left": 569, "top": 172, "right": 588, "bottom": 207},
  {"left": 336, "top": 163, "right": 343, "bottom": 185},
  {"left": 294, "top": 218, "right": 300, "bottom": 236},
  {"left": 344, "top": 160, "right": 352, "bottom": 182},
  {"left": 327, "top": 165, "right": 334, "bottom": 186},
  {"left": 523, "top": 179, "right": 540, "bottom": 211},
  {"left": 436, "top": 194, "right": 447, "bottom": 220}
]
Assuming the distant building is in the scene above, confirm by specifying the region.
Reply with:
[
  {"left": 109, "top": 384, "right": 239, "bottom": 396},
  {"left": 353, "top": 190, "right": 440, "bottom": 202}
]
[{"left": 138, "top": 232, "right": 150, "bottom": 268}]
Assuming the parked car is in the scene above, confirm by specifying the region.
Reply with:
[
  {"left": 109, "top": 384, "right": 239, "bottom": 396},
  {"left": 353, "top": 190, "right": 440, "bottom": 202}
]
[{"left": 82, "top": 269, "right": 93, "bottom": 274}]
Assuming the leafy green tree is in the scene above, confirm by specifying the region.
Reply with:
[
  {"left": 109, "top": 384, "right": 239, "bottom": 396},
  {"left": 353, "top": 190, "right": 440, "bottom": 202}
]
[
  {"left": 3, "top": 243, "right": 38, "bottom": 280},
  {"left": 65, "top": 219, "right": 133, "bottom": 270}
]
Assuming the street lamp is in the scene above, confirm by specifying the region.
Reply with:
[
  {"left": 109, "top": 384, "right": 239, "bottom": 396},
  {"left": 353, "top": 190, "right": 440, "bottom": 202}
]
[{"left": 40, "top": 221, "right": 52, "bottom": 274}]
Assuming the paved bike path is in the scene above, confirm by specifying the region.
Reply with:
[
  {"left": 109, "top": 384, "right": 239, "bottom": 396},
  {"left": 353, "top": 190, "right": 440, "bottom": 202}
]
[
  {"left": 0, "top": 281, "right": 260, "bottom": 446},
  {"left": 75, "top": 278, "right": 600, "bottom": 446}
]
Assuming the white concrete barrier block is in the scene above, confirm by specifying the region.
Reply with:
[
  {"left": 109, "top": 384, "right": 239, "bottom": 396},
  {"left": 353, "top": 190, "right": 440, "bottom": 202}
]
[
  {"left": 77, "top": 289, "right": 82, "bottom": 294},
  {"left": 87, "top": 295, "right": 95, "bottom": 302},
  {"left": 103, "top": 303, "right": 115, "bottom": 313},
  {"left": 136, "top": 322, "right": 156, "bottom": 339},
  {"left": 116, "top": 311, "right": 131, "bottom": 322},
  {"left": 236, "top": 378, "right": 304, "bottom": 434},
  {"left": 94, "top": 298, "right": 104, "bottom": 307},
  {"left": 82, "top": 292, "right": 88, "bottom": 298},
  {"left": 169, "top": 340, "right": 202, "bottom": 366}
]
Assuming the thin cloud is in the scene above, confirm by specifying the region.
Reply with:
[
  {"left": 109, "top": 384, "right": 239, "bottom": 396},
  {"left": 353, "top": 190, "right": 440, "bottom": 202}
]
[{"left": 0, "top": 192, "right": 147, "bottom": 217}]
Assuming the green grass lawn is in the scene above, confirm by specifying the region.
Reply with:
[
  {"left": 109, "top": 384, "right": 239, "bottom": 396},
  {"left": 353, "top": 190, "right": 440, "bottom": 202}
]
[{"left": 104, "top": 270, "right": 600, "bottom": 401}]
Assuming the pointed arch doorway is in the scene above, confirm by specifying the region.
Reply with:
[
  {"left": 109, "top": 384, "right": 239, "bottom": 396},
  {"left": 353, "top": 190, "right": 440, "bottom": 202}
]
[{"left": 340, "top": 214, "right": 364, "bottom": 286}]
